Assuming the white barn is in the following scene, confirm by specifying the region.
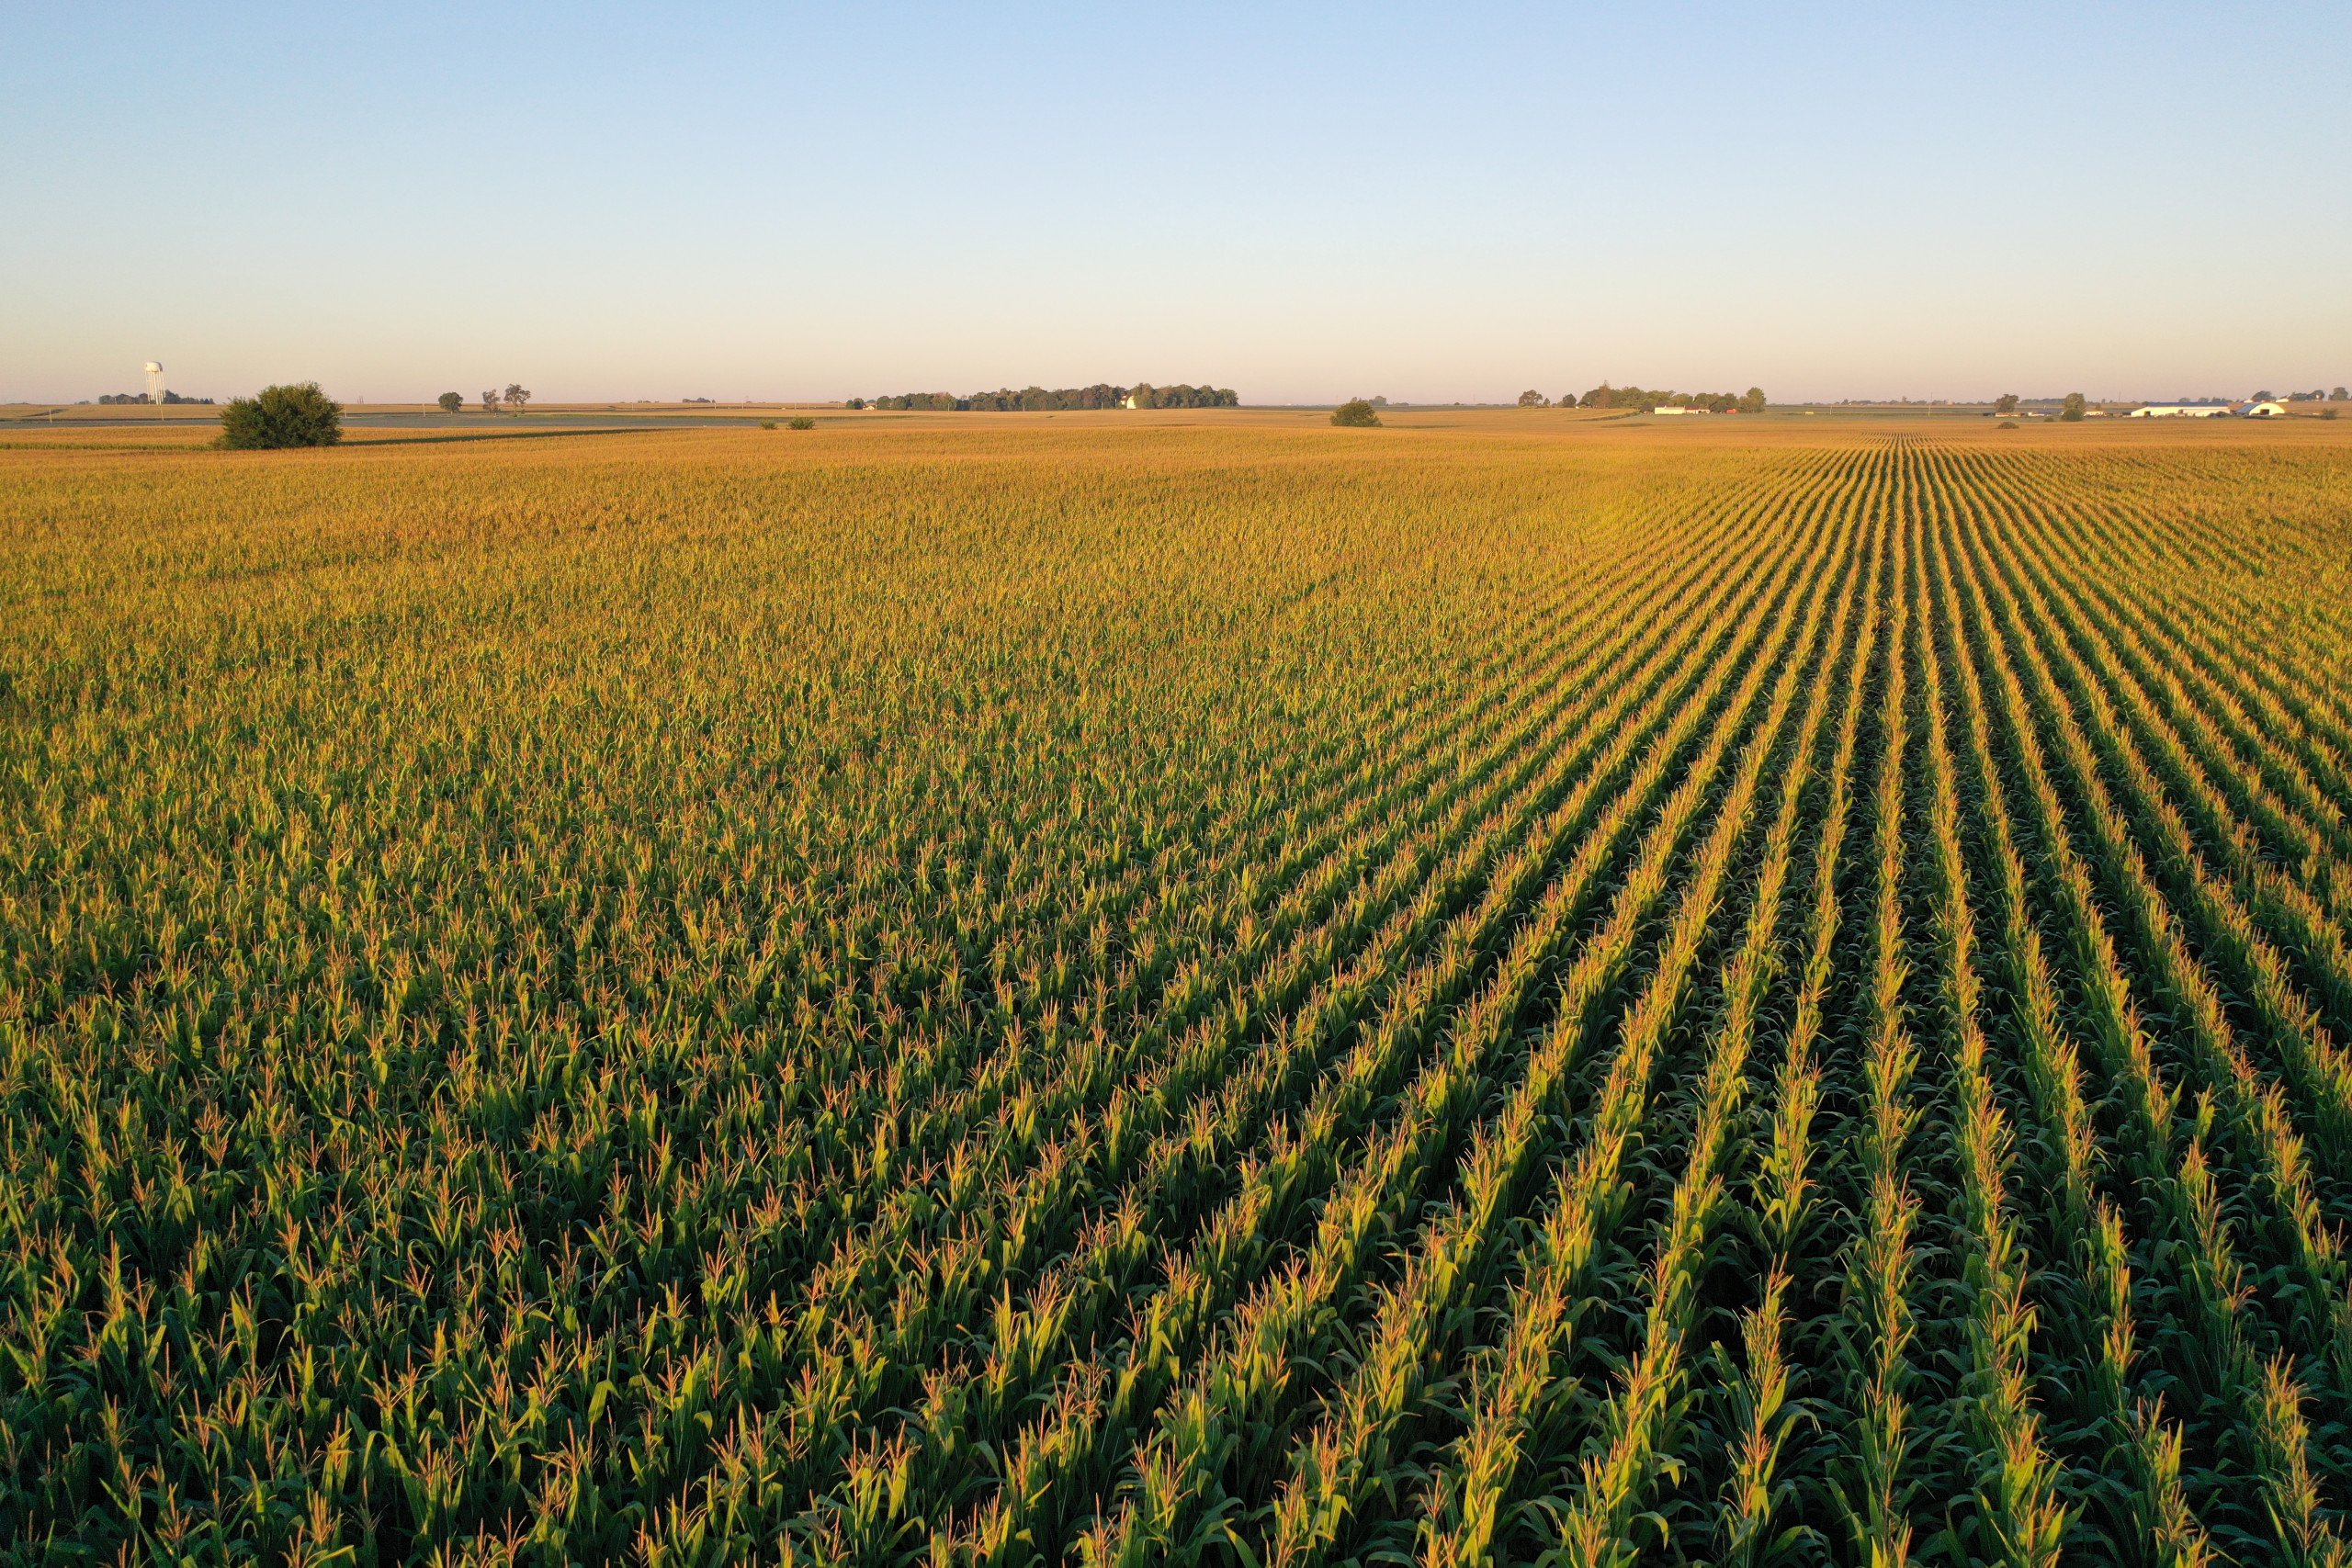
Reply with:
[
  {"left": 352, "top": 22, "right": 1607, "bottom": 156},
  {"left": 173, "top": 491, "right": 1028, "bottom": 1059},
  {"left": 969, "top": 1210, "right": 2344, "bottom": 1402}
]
[
  {"left": 2125, "top": 404, "right": 2233, "bottom": 418},
  {"left": 2242, "top": 400, "right": 2289, "bottom": 418}
]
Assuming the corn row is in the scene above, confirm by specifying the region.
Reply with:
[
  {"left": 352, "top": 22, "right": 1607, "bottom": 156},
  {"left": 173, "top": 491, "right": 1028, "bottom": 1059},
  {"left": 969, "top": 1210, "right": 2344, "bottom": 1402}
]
[
  {"left": 1413, "top": 449, "right": 1904, "bottom": 1568},
  {"left": 1076, "top": 483, "right": 1863, "bottom": 1568},
  {"left": 1939, "top": 477, "right": 2347, "bottom": 1560},
  {"left": 1265, "top": 485, "right": 1864, "bottom": 1568},
  {"left": 1530, "top": 471, "right": 1864, "bottom": 1568}
]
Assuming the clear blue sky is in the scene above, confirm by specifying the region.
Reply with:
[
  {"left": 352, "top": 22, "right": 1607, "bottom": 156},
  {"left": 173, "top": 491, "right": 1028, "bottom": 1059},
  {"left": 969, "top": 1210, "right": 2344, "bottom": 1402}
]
[{"left": 6, "top": 3, "right": 2346, "bottom": 405}]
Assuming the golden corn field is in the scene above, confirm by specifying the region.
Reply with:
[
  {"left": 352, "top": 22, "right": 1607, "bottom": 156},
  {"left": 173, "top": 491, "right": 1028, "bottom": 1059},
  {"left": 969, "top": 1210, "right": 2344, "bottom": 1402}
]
[{"left": 8, "top": 417, "right": 2352, "bottom": 1566}]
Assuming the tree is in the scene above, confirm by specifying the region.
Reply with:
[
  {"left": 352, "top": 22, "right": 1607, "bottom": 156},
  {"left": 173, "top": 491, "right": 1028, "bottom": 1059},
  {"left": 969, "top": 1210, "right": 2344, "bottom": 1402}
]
[
  {"left": 1739, "top": 387, "right": 1767, "bottom": 414},
  {"left": 437, "top": 392, "right": 463, "bottom": 413},
  {"left": 2332, "top": 387, "right": 2347, "bottom": 401},
  {"left": 481, "top": 389, "right": 500, "bottom": 414},
  {"left": 1517, "top": 389, "right": 1546, "bottom": 407},
  {"left": 216, "top": 382, "right": 343, "bottom": 449},
  {"left": 2061, "top": 392, "right": 2087, "bottom": 422},
  {"left": 1330, "top": 399, "right": 1381, "bottom": 427},
  {"left": 1994, "top": 392, "right": 2020, "bottom": 415},
  {"left": 503, "top": 383, "right": 531, "bottom": 412}
]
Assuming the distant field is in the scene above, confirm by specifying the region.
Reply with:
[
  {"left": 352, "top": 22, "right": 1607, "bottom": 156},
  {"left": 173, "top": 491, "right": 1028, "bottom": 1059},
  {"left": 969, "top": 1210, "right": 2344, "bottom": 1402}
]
[{"left": 5, "top": 419, "right": 2352, "bottom": 1562}]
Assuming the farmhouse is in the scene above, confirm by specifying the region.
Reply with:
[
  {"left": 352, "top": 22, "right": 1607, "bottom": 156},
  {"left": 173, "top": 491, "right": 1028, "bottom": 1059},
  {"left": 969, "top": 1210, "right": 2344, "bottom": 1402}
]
[{"left": 2126, "top": 404, "right": 2233, "bottom": 418}]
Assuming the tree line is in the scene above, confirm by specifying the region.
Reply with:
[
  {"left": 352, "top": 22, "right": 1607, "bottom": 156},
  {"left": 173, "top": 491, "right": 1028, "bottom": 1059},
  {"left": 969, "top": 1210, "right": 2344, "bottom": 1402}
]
[
  {"left": 1551, "top": 384, "right": 1767, "bottom": 412},
  {"left": 860, "top": 382, "right": 1238, "bottom": 412},
  {"left": 96, "top": 390, "right": 212, "bottom": 405}
]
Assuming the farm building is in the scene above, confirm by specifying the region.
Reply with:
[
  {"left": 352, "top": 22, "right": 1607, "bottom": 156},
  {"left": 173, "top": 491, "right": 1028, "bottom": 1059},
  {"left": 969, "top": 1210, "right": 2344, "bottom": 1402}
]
[
  {"left": 1649, "top": 406, "right": 1704, "bottom": 416},
  {"left": 2241, "top": 400, "right": 2289, "bottom": 418},
  {"left": 2126, "top": 404, "right": 2233, "bottom": 418}
]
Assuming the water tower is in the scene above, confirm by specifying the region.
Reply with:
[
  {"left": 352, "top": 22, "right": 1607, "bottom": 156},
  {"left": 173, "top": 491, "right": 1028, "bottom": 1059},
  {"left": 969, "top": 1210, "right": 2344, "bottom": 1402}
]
[{"left": 144, "top": 362, "right": 165, "bottom": 409}]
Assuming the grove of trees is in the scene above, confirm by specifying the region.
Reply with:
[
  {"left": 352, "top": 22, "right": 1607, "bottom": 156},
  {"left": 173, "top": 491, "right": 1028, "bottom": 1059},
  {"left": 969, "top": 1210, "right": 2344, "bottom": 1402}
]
[
  {"left": 1574, "top": 383, "right": 1766, "bottom": 413},
  {"left": 867, "top": 383, "right": 1238, "bottom": 412}
]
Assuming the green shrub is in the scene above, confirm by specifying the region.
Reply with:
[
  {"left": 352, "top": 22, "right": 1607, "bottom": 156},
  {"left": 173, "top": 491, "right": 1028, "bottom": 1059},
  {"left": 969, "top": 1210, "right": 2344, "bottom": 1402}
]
[
  {"left": 761, "top": 420, "right": 778, "bottom": 430},
  {"left": 217, "top": 383, "right": 343, "bottom": 449},
  {"left": 1330, "top": 400, "right": 1381, "bottom": 428},
  {"left": 788, "top": 416, "right": 817, "bottom": 430}
]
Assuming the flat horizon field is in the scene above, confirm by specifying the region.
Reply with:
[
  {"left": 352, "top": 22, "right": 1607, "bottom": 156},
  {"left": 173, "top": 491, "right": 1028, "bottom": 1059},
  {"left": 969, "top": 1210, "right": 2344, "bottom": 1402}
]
[{"left": 6, "top": 417, "right": 2352, "bottom": 1563}]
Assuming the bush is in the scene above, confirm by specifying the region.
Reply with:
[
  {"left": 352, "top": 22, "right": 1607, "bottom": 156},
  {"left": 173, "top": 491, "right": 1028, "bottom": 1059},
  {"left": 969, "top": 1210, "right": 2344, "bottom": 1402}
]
[
  {"left": 1997, "top": 420, "right": 2019, "bottom": 430},
  {"left": 788, "top": 416, "right": 817, "bottom": 430},
  {"left": 218, "top": 383, "right": 343, "bottom": 449},
  {"left": 1330, "top": 400, "right": 1381, "bottom": 428}
]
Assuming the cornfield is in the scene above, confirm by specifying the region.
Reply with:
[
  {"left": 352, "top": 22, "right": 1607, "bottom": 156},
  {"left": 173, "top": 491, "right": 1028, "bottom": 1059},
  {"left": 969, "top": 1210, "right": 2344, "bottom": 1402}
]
[{"left": 5, "top": 420, "right": 2352, "bottom": 1565}]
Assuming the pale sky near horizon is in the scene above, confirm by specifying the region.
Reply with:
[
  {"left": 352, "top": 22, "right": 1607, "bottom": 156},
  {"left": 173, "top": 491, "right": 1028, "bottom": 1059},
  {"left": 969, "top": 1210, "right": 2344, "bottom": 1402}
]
[{"left": 5, "top": 4, "right": 2347, "bottom": 406}]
